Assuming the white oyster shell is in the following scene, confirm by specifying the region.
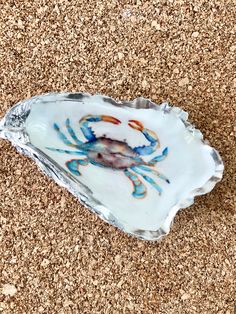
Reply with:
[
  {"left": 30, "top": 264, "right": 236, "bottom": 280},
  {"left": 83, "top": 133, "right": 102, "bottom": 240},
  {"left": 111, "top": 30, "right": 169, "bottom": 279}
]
[{"left": 0, "top": 93, "right": 224, "bottom": 240}]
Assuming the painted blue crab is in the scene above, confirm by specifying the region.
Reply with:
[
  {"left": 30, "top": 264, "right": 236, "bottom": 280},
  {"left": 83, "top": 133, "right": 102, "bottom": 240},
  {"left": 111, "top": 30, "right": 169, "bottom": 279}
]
[{"left": 46, "top": 115, "right": 170, "bottom": 198}]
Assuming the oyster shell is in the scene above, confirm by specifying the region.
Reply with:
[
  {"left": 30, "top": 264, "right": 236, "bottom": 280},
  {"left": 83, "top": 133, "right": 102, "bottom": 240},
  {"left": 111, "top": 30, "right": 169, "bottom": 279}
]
[{"left": 0, "top": 93, "right": 224, "bottom": 240}]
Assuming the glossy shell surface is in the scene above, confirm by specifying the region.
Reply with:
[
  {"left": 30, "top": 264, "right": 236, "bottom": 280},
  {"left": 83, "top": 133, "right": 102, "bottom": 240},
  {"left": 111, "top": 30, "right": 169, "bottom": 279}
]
[{"left": 0, "top": 93, "right": 224, "bottom": 240}]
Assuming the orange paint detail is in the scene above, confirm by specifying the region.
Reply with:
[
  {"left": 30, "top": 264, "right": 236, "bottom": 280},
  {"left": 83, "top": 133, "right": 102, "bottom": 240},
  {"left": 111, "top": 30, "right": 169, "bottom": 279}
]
[
  {"left": 128, "top": 120, "right": 144, "bottom": 131},
  {"left": 102, "top": 115, "right": 121, "bottom": 124}
]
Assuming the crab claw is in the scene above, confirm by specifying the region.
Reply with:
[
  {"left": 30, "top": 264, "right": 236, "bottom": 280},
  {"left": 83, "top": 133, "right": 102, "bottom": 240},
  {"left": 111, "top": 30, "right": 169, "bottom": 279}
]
[
  {"left": 101, "top": 115, "right": 121, "bottom": 124},
  {"left": 128, "top": 119, "right": 144, "bottom": 131}
]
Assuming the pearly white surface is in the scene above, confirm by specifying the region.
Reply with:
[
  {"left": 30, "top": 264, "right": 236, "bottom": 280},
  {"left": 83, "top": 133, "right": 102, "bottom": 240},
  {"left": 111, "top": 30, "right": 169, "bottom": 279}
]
[{"left": 25, "top": 94, "right": 216, "bottom": 232}]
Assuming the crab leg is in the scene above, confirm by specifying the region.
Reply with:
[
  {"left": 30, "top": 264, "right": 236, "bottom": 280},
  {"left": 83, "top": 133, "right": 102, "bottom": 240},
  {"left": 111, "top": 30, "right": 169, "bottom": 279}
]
[
  {"left": 131, "top": 167, "right": 163, "bottom": 195},
  {"left": 148, "top": 147, "right": 168, "bottom": 165},
  {"left": 124, "top": 169, "right": 146, "bottom": 199},
  {"left": 65, "top": 118, "right": 83, "bottom": 145},
  {"left": 66, "top": 158, "right": 89, "bottom": 176},
  {"left": 53, "top": 123, "right": 80, "bottom": 148},
  {"left": 79, "top": 115, "right": 121, "bottom": 142},
  {"left": 128, "top": 120, "right": 160, "bottom": 155},
  {"left": 46, "top": 147, "right": 87, "bottom": 155},
  {"left": 135, "top": 165, "right": 170, "bottom": 184}
]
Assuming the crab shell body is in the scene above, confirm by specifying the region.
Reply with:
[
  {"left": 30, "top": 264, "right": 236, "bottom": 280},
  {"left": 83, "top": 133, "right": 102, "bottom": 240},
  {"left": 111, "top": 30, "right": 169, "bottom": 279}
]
[{"left": 81, "top": 137, "right": 144, "bottom": 170}]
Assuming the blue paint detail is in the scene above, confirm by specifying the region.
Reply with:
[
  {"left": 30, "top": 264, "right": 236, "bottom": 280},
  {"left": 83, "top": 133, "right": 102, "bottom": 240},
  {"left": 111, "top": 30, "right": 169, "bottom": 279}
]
[
  {"left": 53, "top": 122, "right": 80, "bottom": 148},
  {"left": 80, "top": 122, "right": 97, "bottom": 142},
  {"left": 134, "top": 146, "right": 155, "bottom": 155},
  {"left": 149, "top": 147, "right": 168, "bottom": 165},
  {"left": 53, "top": 123, "right": 60, "bottom": 131},
  {"left": 133, "top": 129, "right": 160, "bottom": 156},
  {"left": 131, "top": 167, "right": 162, "bottom": 195},
  {"left": 143, "top": 129, "right": 157, "bottom": 146},
  {"left": 66, "top": 160, "right": 81, "bottom": 175},
  {"left": 79, "top": 115, "right": 107, "bottom": 141},
  {"left": 85, "top": 116, "right": 102, "bottom": 122},
  {"left": 163, "top": 147, "right": 168, "bottom": 155},
  {"left": 66, "top": 119, "right": 83, "bottom": 145},
  {"left": 124, "top": 169, "right": 146, "bottom": 198},
  {"left": 46, "top": 147, "right": 87, "bottom": 155},
  {"left": 136, "top": 165, "right": 170, "bottom": 183},
  {"left": 134, "top": 184, "right": 147, "bottom": 199},
  {"left": 143, "top": 175, "right": 162, "bottom": 194},
  {"left": 66, "top": 159, "right": 88, "bottom": 176}
]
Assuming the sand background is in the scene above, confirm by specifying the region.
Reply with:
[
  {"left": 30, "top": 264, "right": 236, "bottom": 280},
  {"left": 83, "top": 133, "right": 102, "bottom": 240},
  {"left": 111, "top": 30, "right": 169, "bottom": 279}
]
[{"left": 0, "top": 1, "right": 235, "bottom": 313}]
